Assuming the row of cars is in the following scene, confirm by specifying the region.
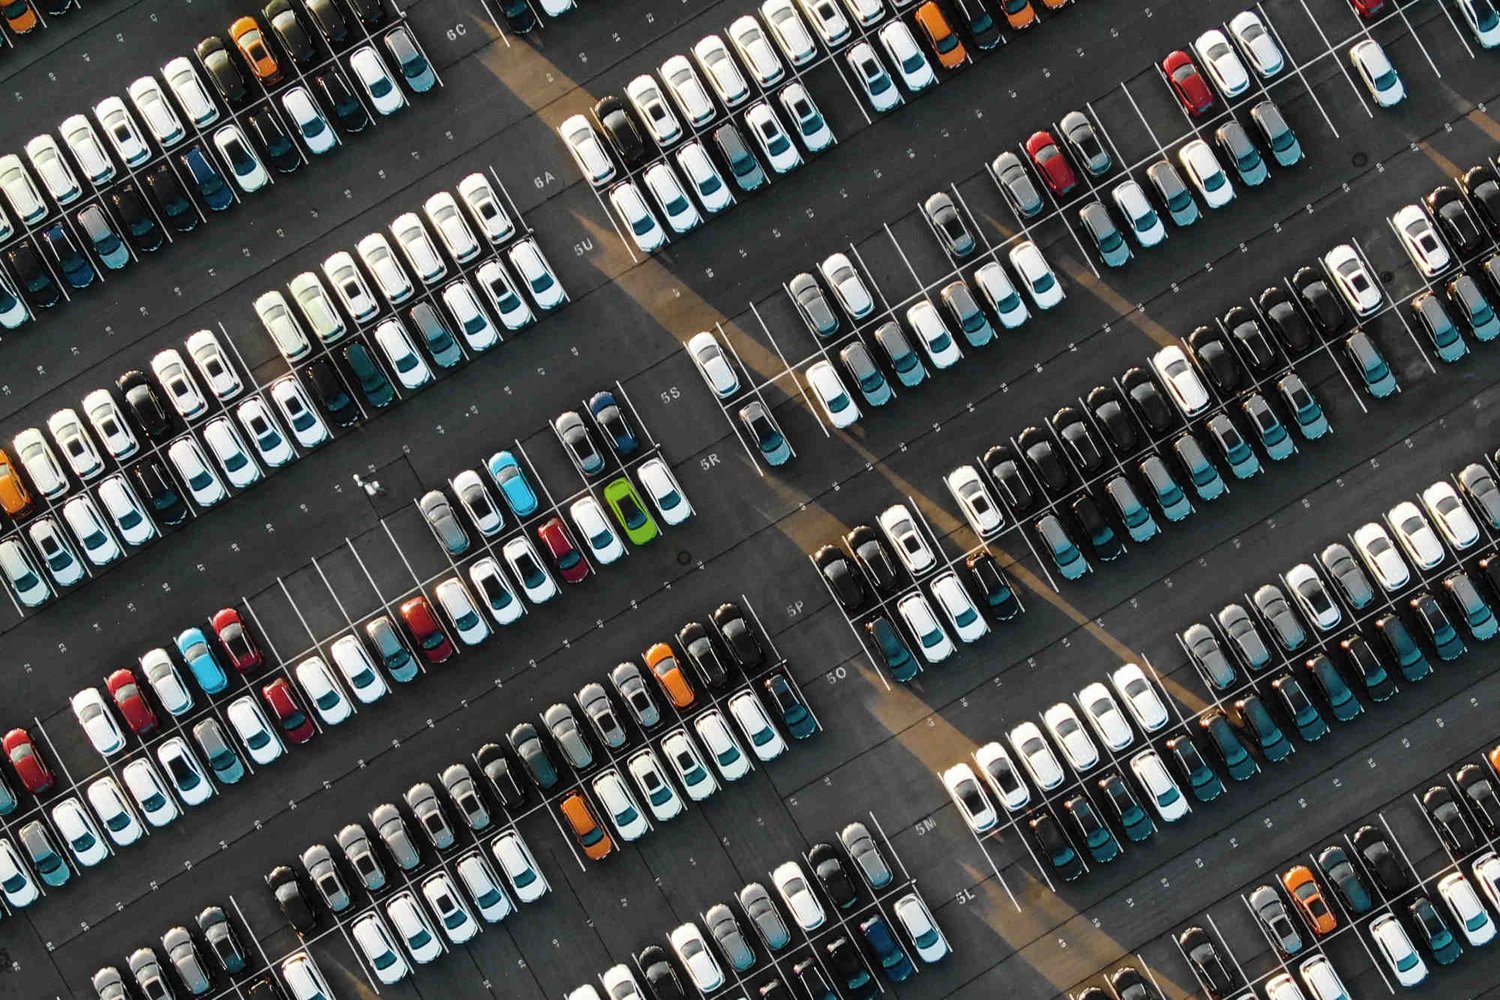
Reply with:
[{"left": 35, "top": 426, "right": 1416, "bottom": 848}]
[{"left": 91, "top": 902, "right": 267, "bottom": 1000}]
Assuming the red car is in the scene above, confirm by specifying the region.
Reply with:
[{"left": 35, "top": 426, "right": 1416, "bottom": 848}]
[
  {"left": 401, "top": 595, "right": 455, "bottom": 663},
  {"left": 1348, "top": 0, "right": 1385, "bottom": 17},
  {"left": 107, "top": 668, "right": 159, "bottom": 736},
  {"left": 1163, "top": 50, "right": 1214, "bottom": 117},
  {"left": 1025, "top": 130, "right": 1078, "bottom": 196},
  {"left": 212, "top": 607, "right": 263, "bottom": 673},
  {"left": 4, "top": 728, "right": 54, "bottom": 794},
  {"left": 538, "top": 517, "right": 590, "bottom": 584},
  {"left": 261, "top": 678, "right": 315, "bottom": 745}
]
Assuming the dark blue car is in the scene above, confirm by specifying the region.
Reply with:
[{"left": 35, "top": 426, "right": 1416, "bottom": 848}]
[
  {"left": 858, "top": 914, "right": 914, "bottom": 982},
  {"left": 179, "top": 146, "right": 234, "bottom": 212},
  {"left": 589, "top": 390, "right": 640, "bottom": 456}
]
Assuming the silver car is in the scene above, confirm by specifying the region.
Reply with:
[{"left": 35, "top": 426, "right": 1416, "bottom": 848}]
[
  {"left": 441, "top": 763, "right": 491, "bottom": 831},
  {"left": 338, "top": 822, "right": 388, "bottom": 892},
  {"left": 419, "top": 489, "right": 470, "bottom": 555},
  {"left": 1253, "top": 584, "right": 1307, "bottom": 650},
  {"left": 738, "top": 882, "right": 792, "bottom": 950},
  {"left": 370, "top": 803, "right": 421, "bottom": 870},
  {"left": 301, "top": 843, "right": 351, "bottom": 912},
  {"left": 840, "top": 821, "right": 893, "bottom": 888},
  {"left": 1320, "top": 543, "right": 1374, "bottom": 609},
  {"left": 405, "top": 783, "right": 455, "bottom": 851},
  {"left": 162, "top": 926, "right": 210, "bottom": 994},
  {"left": 705, "top": 902, "right": 756, "bottom": 971},
  {"left": 1182, "top": 622, "right": 1235, "bottom": 689},
  {"left": 543, "top": 703, "right": 593, "bottom": 770},
  {"left": 610, "top": 663, "right": 661, "bottom": 729},
  {"left": 578, "top": 683, "right": 628, "bottom": 749}
]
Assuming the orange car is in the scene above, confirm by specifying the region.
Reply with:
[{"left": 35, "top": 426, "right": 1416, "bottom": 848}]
[
  {"left": 914, "top": 2, "right": 967, "bottom": 69},
  {"left": 1489, "top": 744, "right": 1500, "bottom": 775},
  {"left": 644, "top": 641, "right": 695, "bottom": 709},
  {"left": 230, "top": 16, "right": 282, "bottom": 83},
  {"left": 560, "top": 791, "right": 613, "bottom": 861},
  {"left": 1282, "top": 865, "right": 1337, "bottom": 935},
  {"left": 1, "top": 0, "right": 38, "bottom": 34},
  {"left": 1038, "top": 0, "right": 1069, "bottom": 9},
  {"left": 1000, "top": 0, "right": 1037, "bottom": 29},
  {"left": 0, "top": 448, "right": 33, "bottom": 518}
]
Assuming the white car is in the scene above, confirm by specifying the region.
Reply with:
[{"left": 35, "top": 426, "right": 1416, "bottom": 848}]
[
  {"left": 662, "top": 729, "right": 717, "bottom": 801},
  {"left": 163, "top": 57, "right": 218, "bottom": 126},
  {"left": 421, "top": 871, "right": 479, "bottom": 944},
  {"left": 441, "top": 280, "right": 499, "bottom": 353},
  {"left": 1228, "top": 10, "right": 1284, "bottom": 76},
  {"left": 47, "top": 408, "right": 102, "bottom": 481},
  {"left": 391, "top": 212, "right": 447, "bottom": 285},
  {"left": 880, "top": 20, "right": 935, "bottom": 90},
  {"left": 235, "top": 397, "right": 296, "bottom": 469},
  {"left": 1457, "top": 0, "right": 1500, "bottom": 47},
  {"left": 763, "top": 0, "right": 817, "bottom": 64},
  {"left": 941, "top": 762, "right": 996, "bottom": 833},
  {"left": 289, "top": 272, "right": 347, "bottom": 346},
  {"left": 675, "top": 140, "right": 734, "bottom": 213},
  {"left": 283, "top": 954, "right": 336, "bottom": 1000},
  {"left": 353, "top": 913, "right": 410, "bottom": 984},
  {"left": 87, "top": 776, "right": 144, "bottom": 846},
  {"left": 639, "top": 163, "right": 696, "bottom": 235},
  {"left": 357, "top": 232, "right": 415, "bottom": 305},
  {"left": 1178, "top": 139, "right": 1234, "bottom": 209},
  {"left": 1110, "top": 664, "right": 1169, "bottom": 732},
  {"left": 0, "top": 840, "right": 39, "bottom": 907},
  {"left": 694, "top": 708, "right": 750, "bottom": 781},
  {"left": 452, "top": 468, "right": 503, "bottom": 535},
  {"left": 374, "top": 318, "right": 433, "bottom": 390},
  {"left": 688, "top": 330, "right": 739, "bottom": 397},
  {"left": 0, "top": 154, "right": 45, "bottom": 224},
  {"left": 897, "top": 592, "right": 953, "bottom": 663},
  {"left": 780, "top": 82, "right": 834, "bottom": 152},
  {"left": 30, "top": 516, "right": 84, "bottom": 586},
  {"left": 503, "top": 536, "right": 559, "bottom": 603},
  {"left": 24, "top": 134, "right": 81, "bottom": 205},
  {"left": 1298, "top": 956, "right": 1350, "bottom": 1000},
  {"left": 491, "top": 830, "right": 549, "bottom": 902},
  {"left": 1193, "top": 29, "right": 1250, "bottom": 96},
  {"left": 457, "top": 172, "right": 516, "bottom": 245},
  {"left": 571, "top": 495, "right": 625, "bottom": 564},
  {"left": 1422, "top": 481, "right": 1480, "bottom": 550},
  {"left": 14, "top": 427, "right": 66, "bottom": 498},
  {"left": 1475, "top": 852, "right": 1500, "bottom": 912},
  {"left": 879, "top": 503, "right": 935, "bottom": 573},
  {"left": 508, "top": 237, "right": 566, "bottom": 309},
  {"left": 1439, "top": 871, "right": 1495, "bottom": 945},
  {"left": 819, "top": 252, "right": 873, "bottom": 319},
  {"left": 771, "top": 861, "right": 826, "bottom": 930},
  {"left": 72, "top": 687, "right": 125, "bottom": 756},
  {"left": 906, "top": 300, "right": 960, "bottom": 367},
  {"left": 476, "top": 260, "right": 535, "bottom": 331},
  {"left": 52, "top": 797, "right": 109, "bottom": 867},
  {"left": 351, "top": 45, "right": 407, "bottom": 115},
  {"left": 282, "top": 86, "right": 336, "bottom": 154},
  {"left": 660, "top": 55, "right": 716, "bottom": 126},
  {"left": 1349, "top": 39, "right": 1404, "bottom": 107},
  {"left": 670, "top": 923, "right": 724, "bottom": 993},
  {"left": 323, "top": 250, "right": 381, "bottom": 323},
  {"left": 1077, "top": 683, "right": 1133, "bottom": 751},
  {"left": 1129, "top": 748, "right": 1188, "bottom": 821},
  {"left": 626, "top": 74, "right": 682, "bottom": 146},
  {"left": 945, "top": 464, "right": 1002, "bottom": 537},
  {"left": 637, "top": 456, "right": 692, "bottom": 525},
  {"left": 203, "top": 417, "right": 261, "bottom": 489},
  {"left": 627, "top": 747, "right": 685, "bottom": 821},
  {"left": 592, "top": 768, "right": 648, "bottom": 841},
  {"left": 1152, "top": 345, "right": 1211, "bottom": 416},
  {"left": 1112, "top": 179, "right": 1166, "bottom": 247},
  {"left": 806, "top": 360, "right": 861, "bottom": 428},
  {"left": 152, "top": 348, "right": 208, "bottom": 419},
  {"left": 227, "top": 695, "right": 283, "bottom": 765},
  {"left": 469, "top": 556, "right": 525, "bottom": 626},
  {"left": 80, "top": 391, "right": 137, "bottom": 461},
  {"left": 1352, "top": 521, "right": 1410, "bottom": 590},
  {"left": 728, "top": 15, "right": 788, "bottom": 86},
  {"left": 123, "top": 758, "right": 179, "bottom": 827},
  {"left": 1008, "top": 240, "right": 1064, "bottom": 308},
  {"left": 168, "top": 437, "right": 227, "bottom": 508},
  {"left": 1391, "top": 204, "right": 1451, "bottom": 277},
  {"left": 1009, "top": 721, "right": 1064, "bottom": 790},
  {"left": 141, "top": 648, "right": 192, "bottom": 715},
  {"left": 185, "top": 329, "right": 243, "bottom": 400},
  {"left": 745, "top": 101, "right": 802, "bottom": 174},
  {"left": 455, "top": 852, "right": 513, "bottom": 923},
  {"left": 728, "top": 691, "right": 785, "bottom": 761},
  {"left": 931, "top": 571, "right": 987, "bottom": 642},
  {"left": 693, "top": 34, "right": 752, "bottom": 107},
  {"left": 1043, "top": 703, "right": 1099, "bottom": 772},
  {"left": 213, "top": 124, "right": 268, "bottom": 193},
  {"left": 843, "top": 0, "right": 884, "bottom": 24},
  {"left": 847, "top": 42, "right": 902, "bottom": 112},
  {"left": 128, "top": 76, "right": 185, "bottom": 147},
  {"left": 1284, "top": 562, "right": 1342, "bottom": 631},
  {"left": 296, "top": 655, "right": 353, "bottom": 725},
  {"left": 799, "top": 0, "right": 851, "bottom": 44},
  {"left": 973, "top": 742, "right": 1030, "bottom": 812},
  {"left": 60, "top": 114, "right": 115, "bottom": 185},
  {"left": 436, "top": 576, "right": 490, "bottom": 646},
  {"left": 894, "top": 893, "right": 948, "bottom": 963},
  {"left": 97, "top": 475, "right": 157, "bottom": 546},
  {"left": 158, "top": 737, "right": 212, "bottom": 806},
  {"left": 255, "top": 290, "right": 313, "bottom": 361},
  {"left": 386, "top": 891, "right": 441, "bottom": 962},
  {"left": 423, "top": 192, "right": 480, "bottom": 263},
  {"left": 1388, "top": 501, "right": 1445, "bottom": 569},
  {"left": 0, "top": 538, "right": 47, "bottom": 607},
  {"left": 1370, "top": 913, "right": 1426, "bottom": 988},
  {"left": 331, "top": 635, "right": 389, "bottom": 704},
  {"left": 64, "top": 496, "right": 121, "bottom": 566},
  {"left": 271, "top": 377, "right": 331, "bottom": 449}
]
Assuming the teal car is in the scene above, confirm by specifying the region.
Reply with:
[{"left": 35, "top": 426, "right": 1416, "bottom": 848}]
[
  {"left": 1216, "top": 122, "right": 1268, "bottom": 186},
  {"left": 1066, "top": 795, "right": 1120, "bottom": 864},
  {"left": 603, "top": 478, "right": 658, "bottom": 545},
  {"left": 20, "top": 821, "right": 68, "bottom": 888},
  {"left": 1443, "top": 571, "right": 1497, "bottom": 641},
  {"left": 1376, "top": 613, "right": 1431, "bottom": 681},
  {"left": 1107, "top": 476, "right": 1158, "bottom": 542},
  {"left": 1080, "top": 202, "right": 1132, "bottom": 268},
  {"left": 176, "top": 627, "right": 228, "bottom": 695},
  {"left": 866, "top": 617, "right": 918, "bottom": 683},
  {"left": 344, "top": 342, "right": 396, "bottom": 408},
  {"left": 1201, "top": 711, "right": 1259, "bottom": 780},
  {"left": 486, "top": 450, "right": 539, "bottom": 517},
  {"left": 1207, "top": 415, "right": 1260, "bottom": 480},
  {"left": 1306, "top": 653, "right": 1362, "bottom": 722},
  {"left": 1412, "top": 293, "right": 1467, "bottom": 363},
  {"left": 1036, "top": 514, "right": 1089, "bottom": 581},
  {"left": 1167, "top": 735, "right": 1224, "bottom": 803},
  {"left": 1141, "top": 455, "right": 1193, "bottom": 522},
  {"left": 1345, "top": 331, "right": 1398, "bottom": 398},
  {"left": 740, "top": 401, "right": 793, "bottom": 466},
  {"left": 1272, "top": 674, "right": 1328, "bottom": 742},
  {"left": 411, "top": 303, "right": 463, "bottom": 368},
  {"left": 1174, "top": 433, "right": 1226, "bottom": 501},
  {"left": 1099, "top": 772, "right": 1154, "bottom": 843},
  {"left": 1236, "top": 695, "right": 1293, "bottom": 762},
  {"left": 1278, "top": 374, "right": 1329, "bottom": 440},
  {"left": 1243, "top": 394, "right": 1295, "bottom": 461},
  {"left": 875, "top": 321, "right": 926, "bottom": 387}
]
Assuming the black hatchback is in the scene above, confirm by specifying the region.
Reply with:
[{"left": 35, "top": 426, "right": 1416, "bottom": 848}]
[
  {"left": 108, "top": 182, "right": 166, "bottom": 253},
  {"left": 593, "top": 95, "right": 650, "bottom": 167},
  {"left": 303, "top": 359, "right": 360, "bottom": 428},
  {"left": 4, "top": 239, "right": 60, "bottom": 309}
]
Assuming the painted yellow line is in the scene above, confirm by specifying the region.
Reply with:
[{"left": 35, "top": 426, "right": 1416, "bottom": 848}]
[
  {"left": 1416, "top": 141, "right": 1463, "bottom": 183},
  {"left": 1468, "top": 109, "right": 1500, "bottom": 146}
]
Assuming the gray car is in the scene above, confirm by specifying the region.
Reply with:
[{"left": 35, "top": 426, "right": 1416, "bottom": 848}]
[
  {"left": 1182, "top": 622, "right": 1235, "bottom": 690},
  {"left": 92, "top": 966, "right": 128, "bottom": 1000},
  {"left": 1320, "top": 543, "right": 1374, "bottom": 609},
  {"left": 301, "top": 843, "right": 351, "bottom": 912},
  {"left": 839, "top": 821, "right": 892, "bottom": 888},
  {"left": 1215, "top": 121, "right": 1267, "bottom": 186},
  {"left": 1079, "top": 201, "right": 1131, "bottom": 268},
  {"left": 790, "top": 272, "right": 838, "bottom": 337},
  {"left": 162, "top": 925, "right": 211, "bottom": 994},
  {"left": 940, "top": 280, "right": 992, "bottom": 348},
  {"left": 1147, "top": 159, "right": 1199, "bottom": 226},
  {"left": 1250, "top": 99, "right": 1302, "bottom": 166},
  {"left": 577, "top": 683, "right": 628, "bottom": 749},
  {"left": 838, "top": 340, "right": 892, "bottom": 407},
  {"left": 197, "top": 905, "right": 247, "bottom": 975},
  {"left": 405, "top": 782, "right": 455, "bottom": 850},
  {"left": 543, "top": 703, "right": 593, "bottom": 770},
  {"left": 1060, "top": 110, "right": 1111, "bottom": 176},
  {"left": 441, "top": 763, "right": 491, "bottom": 831},
  {"left": 875, "top": 320, "right": 926, "bottom": 387},
  {"left": 1250, "top": 884, "right": 1304, "bottom": 955},
  {"left": 370, "top": 802, "right": 421, "bottom": 870},
  {"left": 419, "top": 489, "right": 470, "bottom": 556},
  {"left": 738, "top": 881, "right": 792, "bottom": 951},
  {"left": 610, "top": 662, "right": 661, "bottom": 729},
  {"left": 555, "top": 410, "right": 605, "bottom": 476},
  {"left": 1460, "top": 463, "right": 1500, "bottom": 528},
  {"left": 1253, "top": 584, "right": 1306, "bottom": 650},
  {"left": 1216, "top": 603, "right": 1269, "bottom": 670},
  {"left": 713, "top": 121, "right": 767, "bottom": 192},
  {"left": 923, "top": 192, "right": 975, "bottom": 257},
  {"left": 705, "top": 902, "right": 756, "bottom": 971},
  {"left": 192, "top": 717, "right": 245, "bottom": 784},
  {"left": 20, "top": 820, "right": 68, "bottom": 887},
  {"left": 510, "top": 721, "right": 559, "bottom": 789},
  {"left": 128, "top": 948, "right": 169, "bottom": 998},
  {"left": 338, "top": 822, "right": 388, "bottom": 892},
  {"left": 990, "top": 151, "right": 1043, "bottom": 218}
]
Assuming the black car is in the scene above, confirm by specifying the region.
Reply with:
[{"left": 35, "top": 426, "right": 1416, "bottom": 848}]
[
  {"left": 809, "top": 843, "right": 857, "bottom": 909},
  {"left": 266, "top": 865, "right": 317, "bottom": 933},
  {"left": 639, "top": 945, "right": 687, "bottom": 1000},
  {"left": 4, "top": 240, "right": 60, "bottom": 309},
  {"left": 1120, "top": 367, "right": 1175, "bottom": 433},
  {"left": 1052, "top": 406, "right": 1107, "bottom": 473},
  {"left": 1316, "top": 844, "right": 1373, "bottom": 914},
  {"left": 1224, "top": 306, "right": 1278, "bottom": 373},
  {"left": 1071, "top": 494, "right": 1122, "bottom": 562},
  {"left": 814, "top": 544, "right": 866, "bottom": 612},
  {"left": 245, "top": 978, "right": 287, "bottom": 1000},
  {"left": 303, "top": 359, "right": 361, "bottom": 428},
  {"left": 246, "top": 109, "right": 301, "bottom": 174},
  {"left": 763, "top": 672, "right": 815, "bottom": 739},
  {"left": 1338, "top": 633, "right": 1395, "bottom": 703},
  {"left": 116, "top": 369, "right": 173, "bottom": 440},
  {"left": 1291, "top": 265, "right": 1347, "bottom": 334},
  {"left": 1375, "top": 612, "right": 1432, "bottom": 682},
  {"left": 1167, "top": 733, "right": 1224, "bottom": 803},
  {"left": 792, "top": 958, "right": 836, "bottom": 1000},
  {"left": 1097, "top": 771, "right": 1153, "bottom": 842},
  {"left": 1422, "top": 785, "right": 1477, "bottom": 854},
  {"left": 497, "top": 0, "right": 538, "bottom": 32},
  {"left": 865, "top": 616, "right": 916, "bottom": 681},
  {"left": 1186, "top": 325, "right": 1243, "bottom": 394},
  {"left": 1425, "top": 185, "right": 1484, "bottom": 258},
  {"left": 712, "top": 601, "right": 765, "bottom": 670},
  {"left": 1352, "top": 824, "right": 1412, "bottom": 895},
  {"left": 1455, "top": 763, "right": 1500, "bottom": 834},
  {"left": 1109, "top": 964, "right": 1155, "bottom": 1000},
  {"left": 1085, "top": 385, "right": 1139, "bottom": 456},
  {"left": 1177, "top": 926, "right": 1234, "bottom": 999},
  {"left": 107, "top": 182, "right": 165, "bottom": 253},
  {"left": 264, "top": 0, "right": 317, "bottom": 63},
  {"left": 1028, "top": 810, "right": 1084, "bottom": 882},
  {"left": 474, "top": 742, "right": 527, "bottom": 810},
  {"left": 677, "top": 621, "right": 731, "bottom": 690},
  {"left": 1460, "top": 164, "right": 1500, "bottom": 236},
  {"left": 1018, "top": 426, "right": 1071, "bottom": 492},
  {"left": 824, "top": 936, "right": 877, "bottom": 1000},
  {"left": 593, "top": 95, "right": 650, "bottom": 167},
  {"left": 1199, "top": 710, "right": 1258, "bottom": 781},
  {"left": 845, "top": 525, "right": 900, "bottom": 594},
  {"left": 316, "top": 71, "right": 369, "bottom": 133},
  {"left": 966, "top": 550, "right": 1020, "bottom": 620},
  {"left": 344, "top": 0, "right": 385, "bottom": 25},
  {"left": 131, "top": 458, "right": 188, "bottom": 527},
  {"left": 983, "top": 443, "right": 1037, "bottom": 512},
  {"left": 144, "top": 163, "right": 199, "bottom": 233},
  {"left": 196, "top": 36, "right": 250, "bottom": 104},
  {"left": 1257, "top": 286, "right": 1314, "bottom": 354},
  {"left": 959, "top": 0, "right": 1000, "bottom": 48},
  {"left": 303, "top": 0, "right": 350, "bottom": 44}
]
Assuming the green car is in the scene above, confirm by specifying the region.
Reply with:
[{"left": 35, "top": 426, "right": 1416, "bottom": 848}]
[{"left": 604, "top": 477, "right": 659, "bottom": 545}]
